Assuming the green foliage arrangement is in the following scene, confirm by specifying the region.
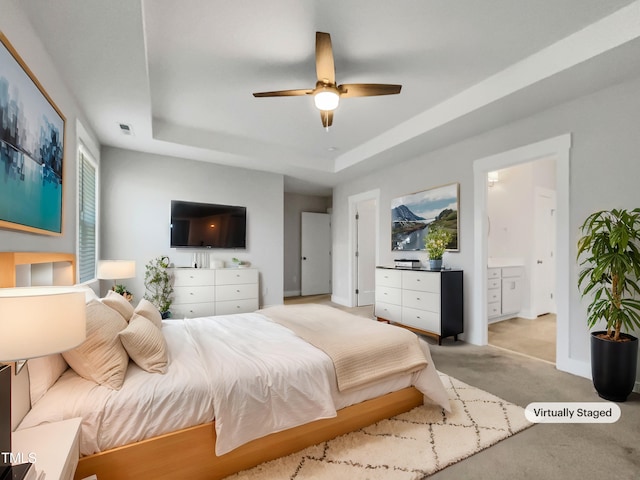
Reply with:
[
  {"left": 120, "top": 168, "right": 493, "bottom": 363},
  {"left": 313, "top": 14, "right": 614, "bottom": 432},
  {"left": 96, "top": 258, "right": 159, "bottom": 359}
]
[
  {"left": 112, "top": 284, "right": 133, "bottom": 302},
  {"left": 144, "top": 255, "right": 173, "bottom": 314},
  {"left": 425, "top": 227, "right": 452, "bottom": 260},
  {"left": 577, "top": 208, "right": 640, "bottom": 341}
]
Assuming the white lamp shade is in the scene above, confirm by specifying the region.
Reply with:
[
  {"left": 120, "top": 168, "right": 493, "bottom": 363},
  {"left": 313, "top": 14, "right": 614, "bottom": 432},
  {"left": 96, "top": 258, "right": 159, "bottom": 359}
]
[
  {"left": 488, "top": 171, "right": 500, "bottom": 184},
  {"left": 97, "top": 260, "right": 136, "bottom": 280},
  {"left": 0, "top": 287, "right": 87, "bottom": 361},
  {"left": 314, "top": 90, "right": 340, "bottom": 111}
]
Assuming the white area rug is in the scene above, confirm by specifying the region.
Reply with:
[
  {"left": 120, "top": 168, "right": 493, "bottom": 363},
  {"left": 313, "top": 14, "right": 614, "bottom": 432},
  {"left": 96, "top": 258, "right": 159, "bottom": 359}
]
[{"left": 226, "top": 373, "right": 533, "bottom": 479}]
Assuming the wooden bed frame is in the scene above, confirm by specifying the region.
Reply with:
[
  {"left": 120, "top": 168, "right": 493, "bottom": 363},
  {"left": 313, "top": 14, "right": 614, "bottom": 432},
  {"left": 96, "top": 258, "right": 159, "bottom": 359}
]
[
  {"left": 0, "top": 252, "right": 425, "bottom": 480},
  {"left": 74, "top": 386, "right": 423, "bottom": 480}
]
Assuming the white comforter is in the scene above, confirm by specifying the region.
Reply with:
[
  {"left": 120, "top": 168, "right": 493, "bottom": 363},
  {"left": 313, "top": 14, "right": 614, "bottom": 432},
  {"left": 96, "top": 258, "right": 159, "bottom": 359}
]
[{"left": 19, "top": 311, "right": 449, "bottom": 456}]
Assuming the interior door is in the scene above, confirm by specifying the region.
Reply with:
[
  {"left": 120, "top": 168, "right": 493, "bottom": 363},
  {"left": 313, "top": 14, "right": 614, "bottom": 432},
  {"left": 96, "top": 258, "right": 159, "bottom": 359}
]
[
  {"left": 301, "top": 212, "right": 331, "bottom": 296},
  {"left": 356, "top": 198, "right": 376, "bottom": 306},
  {"left": 533, "top": 188, "right": 556, "bottom": 316}
]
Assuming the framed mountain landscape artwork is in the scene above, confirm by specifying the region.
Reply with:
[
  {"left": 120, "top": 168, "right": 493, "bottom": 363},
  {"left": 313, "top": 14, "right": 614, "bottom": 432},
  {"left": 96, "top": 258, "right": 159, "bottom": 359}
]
[
  {"left": 0, "top": 32, "right": 65, "bottom": 235},
  {"left": 391, "top": 183, "right": 459, "bottom": 251}
]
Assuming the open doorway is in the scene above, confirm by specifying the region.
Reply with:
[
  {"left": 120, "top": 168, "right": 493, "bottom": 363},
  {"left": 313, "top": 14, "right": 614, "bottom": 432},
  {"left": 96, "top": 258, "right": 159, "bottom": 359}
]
[
  {"left": 471, "top": 134, "right": 574, "bottom": 377},
  {"left": 485, "top": 160, "right": 557, "bottom": 363}
]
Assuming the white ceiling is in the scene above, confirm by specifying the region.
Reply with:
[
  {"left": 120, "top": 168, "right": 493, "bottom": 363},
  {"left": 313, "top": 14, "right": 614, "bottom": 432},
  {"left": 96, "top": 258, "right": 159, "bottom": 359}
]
[{"left": 19, "top": 0, "right": 640, "bottom": 195}]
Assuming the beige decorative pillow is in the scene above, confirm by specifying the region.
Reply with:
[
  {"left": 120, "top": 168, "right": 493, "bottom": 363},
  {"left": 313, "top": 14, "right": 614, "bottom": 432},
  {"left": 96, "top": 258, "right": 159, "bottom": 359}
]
[
  {"left": 27, "top": 354, "right": 69, "bottom": 405},
  {"left": 134, "top": 298, "right": 163, "bottom": 329},
  {"left": 102, "top": 289, "right": 134, "bottom": 321},
  {"left": 62, "top": 300, "right": 129, "bottom": 390},
  {"left": 119, "top": 313, "right": 168, "bottom": 374}
]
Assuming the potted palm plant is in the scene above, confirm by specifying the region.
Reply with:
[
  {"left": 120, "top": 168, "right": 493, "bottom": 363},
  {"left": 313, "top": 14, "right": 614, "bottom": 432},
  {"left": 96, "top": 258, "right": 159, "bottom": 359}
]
[
  {"left": 425, "top": 226, "right": 452, "bottom": 270},
  {"left": 144, "top": 256, "right": 174, "bottom": 319},
  {"left": 577, "top": 208, "right": 640, "bottom": 401}
]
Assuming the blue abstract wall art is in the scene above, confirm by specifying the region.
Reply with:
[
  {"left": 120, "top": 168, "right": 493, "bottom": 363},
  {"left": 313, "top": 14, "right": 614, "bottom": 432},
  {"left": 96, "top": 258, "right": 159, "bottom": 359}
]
[{"left": 0, "top": 32, "right": 65, "bottom": 235}]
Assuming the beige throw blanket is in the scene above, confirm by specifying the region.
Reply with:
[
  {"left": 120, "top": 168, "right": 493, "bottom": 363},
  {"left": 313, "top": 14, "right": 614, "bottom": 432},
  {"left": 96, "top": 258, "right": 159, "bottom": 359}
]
[{"left": 258, "top": 304, "right": 428, "bottom": 392}]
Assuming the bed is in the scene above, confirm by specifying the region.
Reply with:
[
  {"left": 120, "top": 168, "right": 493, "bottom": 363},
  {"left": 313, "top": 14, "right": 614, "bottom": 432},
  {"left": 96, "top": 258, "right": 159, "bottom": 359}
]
[{"left": 3, "top": 253, "right": 450, "bottom": 480}]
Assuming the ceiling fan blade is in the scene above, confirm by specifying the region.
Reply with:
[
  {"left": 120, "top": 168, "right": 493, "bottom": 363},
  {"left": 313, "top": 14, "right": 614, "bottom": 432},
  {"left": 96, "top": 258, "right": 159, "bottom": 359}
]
[
  {"left": 253, "top": 89, "right": 312, "bottom": 97},
  {"left": 315, "top": 32, "right": 335, "bottom": 84},
  {"left": 338, "top": 83, "right": 402, "bottom": 98},
  {"left": 320, "top": 110, "right": 334, "bottom": 128}
]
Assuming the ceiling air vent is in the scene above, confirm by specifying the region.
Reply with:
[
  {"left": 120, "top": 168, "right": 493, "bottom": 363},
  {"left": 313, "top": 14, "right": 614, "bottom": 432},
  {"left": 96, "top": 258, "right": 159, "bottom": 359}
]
[{"left": 119, "top": 123, "right": 134, "bottom": 135}]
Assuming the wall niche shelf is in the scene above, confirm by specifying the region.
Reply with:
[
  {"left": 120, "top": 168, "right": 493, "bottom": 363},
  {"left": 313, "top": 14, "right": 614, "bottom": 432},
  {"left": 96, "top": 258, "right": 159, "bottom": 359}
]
[{"left": 0, "top": 252, "right": 76, "bottom": 288}]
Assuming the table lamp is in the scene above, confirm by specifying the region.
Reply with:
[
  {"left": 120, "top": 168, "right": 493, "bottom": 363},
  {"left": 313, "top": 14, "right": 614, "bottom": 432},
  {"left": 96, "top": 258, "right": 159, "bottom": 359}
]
[
  {"left": 97, "top": 260, "right": 136, "bottom": 287},
  {"left": 97, "top": 260, "right": 136, "bottom": 299},
  {"left": 0, "top": 287, "right": 86, "bottom": 480}
]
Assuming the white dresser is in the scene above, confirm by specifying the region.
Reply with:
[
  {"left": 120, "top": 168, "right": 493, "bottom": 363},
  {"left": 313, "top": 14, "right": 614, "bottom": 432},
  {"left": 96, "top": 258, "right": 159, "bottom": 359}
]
[
  {"left": 487, "top": 266, "right": 524, "bottom": 321},
  {"left": 375, "top": 267, "right": 463, "bottom": 345},
  {"left": 170, "top": 267, "right": 259, "bottom": 318}
]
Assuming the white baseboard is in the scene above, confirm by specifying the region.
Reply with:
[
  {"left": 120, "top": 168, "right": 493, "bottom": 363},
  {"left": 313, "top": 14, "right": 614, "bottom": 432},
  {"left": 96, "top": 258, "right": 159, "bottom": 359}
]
[
  {"left": 284, "top": 290, "right": 301, "bottom": 298},
  {"left": 331, "top": 295, "right": 351, "bottom": 307},
  {"left": 556, "top": 356, "right": 591, "bottom": 380}
]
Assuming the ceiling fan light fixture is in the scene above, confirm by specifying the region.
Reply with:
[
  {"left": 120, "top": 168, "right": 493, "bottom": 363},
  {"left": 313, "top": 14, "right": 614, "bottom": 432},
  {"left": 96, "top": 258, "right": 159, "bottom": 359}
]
[{"left": 314, "top": 89, "right": 340, "bottom": 111}]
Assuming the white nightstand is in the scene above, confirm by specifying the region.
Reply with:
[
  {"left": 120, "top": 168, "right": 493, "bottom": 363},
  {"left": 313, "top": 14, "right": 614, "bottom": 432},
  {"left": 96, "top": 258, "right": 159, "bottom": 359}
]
[{"left": 12, "top": 417, "right": 82, "bottom": 480}]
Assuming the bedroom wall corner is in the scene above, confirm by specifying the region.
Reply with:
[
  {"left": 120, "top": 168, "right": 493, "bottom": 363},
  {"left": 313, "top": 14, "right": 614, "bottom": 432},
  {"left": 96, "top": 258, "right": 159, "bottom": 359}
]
[{"left": 99, "top": 147, "right": 285, "bottom": 308}]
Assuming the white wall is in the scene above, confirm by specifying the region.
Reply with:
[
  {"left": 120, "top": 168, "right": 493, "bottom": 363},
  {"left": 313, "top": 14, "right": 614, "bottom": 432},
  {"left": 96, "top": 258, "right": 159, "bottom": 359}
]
[
  {"left": 0, "top": 1, "right": 99, "bottom": 255},
  {"left": 100, "top": 147, "right": 284, "bottom": 308},
  {"left": 333, "top": 74, "right": 640, "bottom": 384}
]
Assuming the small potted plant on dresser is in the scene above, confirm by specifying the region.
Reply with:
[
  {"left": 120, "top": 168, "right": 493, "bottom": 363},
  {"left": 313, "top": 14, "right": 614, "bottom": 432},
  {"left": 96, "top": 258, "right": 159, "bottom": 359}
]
[
  {"left": 144, "top": 256, "right": 174, "bottom": 319},
  {"left": 425, "top": 227, "right": 452, "bottom": 270},
  {"left": 577, "top": 208, "right": 640, "bottom": 401}
]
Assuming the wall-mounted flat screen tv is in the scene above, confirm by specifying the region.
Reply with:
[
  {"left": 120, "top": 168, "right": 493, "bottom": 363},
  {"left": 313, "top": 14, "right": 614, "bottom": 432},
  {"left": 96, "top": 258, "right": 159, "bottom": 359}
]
[{"left": 170, "top": 200, "right": 246, "bottom": 249}]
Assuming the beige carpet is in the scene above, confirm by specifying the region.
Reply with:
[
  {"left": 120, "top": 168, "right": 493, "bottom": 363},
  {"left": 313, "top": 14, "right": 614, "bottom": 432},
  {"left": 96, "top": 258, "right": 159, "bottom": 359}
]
[{"left": 226, "top": 373, "right": 533, "bottom": 479}]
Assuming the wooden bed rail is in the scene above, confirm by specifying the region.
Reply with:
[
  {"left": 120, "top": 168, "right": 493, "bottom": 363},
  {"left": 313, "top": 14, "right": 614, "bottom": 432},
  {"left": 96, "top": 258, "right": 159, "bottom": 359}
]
[{"left": 74, "top": 387, "right": 424, "bottom": 480}]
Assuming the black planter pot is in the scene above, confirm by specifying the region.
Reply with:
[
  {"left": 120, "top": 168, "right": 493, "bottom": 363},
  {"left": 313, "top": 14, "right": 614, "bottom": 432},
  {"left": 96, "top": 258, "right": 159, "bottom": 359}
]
[{"left": 591, "top": 331, "right": 638, "bottom": 402}]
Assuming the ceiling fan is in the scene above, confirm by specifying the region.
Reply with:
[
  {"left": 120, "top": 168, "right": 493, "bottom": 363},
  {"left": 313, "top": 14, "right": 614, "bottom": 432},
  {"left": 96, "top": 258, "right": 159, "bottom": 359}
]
[{"left": 253, "top": 32, "right": 402, "bottom": 129}]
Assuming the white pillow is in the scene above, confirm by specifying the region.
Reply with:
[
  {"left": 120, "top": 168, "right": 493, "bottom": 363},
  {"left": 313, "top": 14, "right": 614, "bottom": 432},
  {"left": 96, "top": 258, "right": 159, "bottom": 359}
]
[
  {"left": 74, "top": 284, "right": 100, "bottom": 303},
  {"left": 27, "top": 354, "right": 68, "bottom": 405},
  {"left": 62, "top": 300, "right": 129, "bottom": 390},
  {"left": 102, "top": 289, "right": 134, "bottom": 321},
  {"left": 134, "top": 298, "right": 163, "bottom": 329},
  {"left": 119, "top": 314, "right": 168, "bottom": 374}
]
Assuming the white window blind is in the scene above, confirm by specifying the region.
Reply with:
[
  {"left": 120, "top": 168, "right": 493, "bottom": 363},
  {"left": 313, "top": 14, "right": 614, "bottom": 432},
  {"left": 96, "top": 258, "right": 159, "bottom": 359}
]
[{"left": 78, "top": 149, "right": 97, "bottom": 283}]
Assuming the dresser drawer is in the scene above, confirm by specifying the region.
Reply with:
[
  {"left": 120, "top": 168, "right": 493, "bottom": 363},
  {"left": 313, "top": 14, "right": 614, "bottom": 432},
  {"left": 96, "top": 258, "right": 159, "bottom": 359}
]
[
  {"left": 487, "top": 268, "right": 501, "bottom": 280},
  {"left": 487, "top": 278, "right": 501, "bottom": 290},
  {"left": 402, "top": 290, "right": 440, "bottom": 313},
  {"left": 171, "top": 302, "right": 216, "bottom": 318},
  {"left": 402, "top": 270, "right": 440, "bottom": 293},
  {"left": 401, "top": 307, "right": 440, "bottom": 334},
  {"left": 216, "top": 298, "right": 259, "bottom": 315},
  {"left": 375, "top": 285, "right": 401, "bottom": 305},
  {"left": 172, "top": 268, "right": 216, "bottom": 286},
  {"left": 487, "top": 302, "right": 501, "bottom": 318},
  {"left": 173, "top": 285, "right": 214, "bottom": 304},
  {"left": 375, "top": 301, "right": 402, "bottom": 323},
  {"left": 216, "top": 268, "right": 258, "bottom": 285},
  {"left": 216, "top": 283, "right": 258, "bottom": 301},
  {"left": 487, "top": 288, "right": 501, "bottom": 304},
  {"left": 375, "top": 268, "right": 402, "bottom": 288}
]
